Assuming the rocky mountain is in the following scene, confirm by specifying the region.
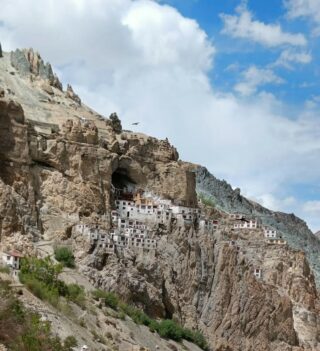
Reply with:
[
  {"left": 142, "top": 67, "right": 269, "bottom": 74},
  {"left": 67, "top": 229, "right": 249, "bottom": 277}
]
[
  {"left": 0, "top": 47, "right": 320, "bottom": 351},
  {"left": 195, "top": 167, "right": 320, "bottom": 286}
]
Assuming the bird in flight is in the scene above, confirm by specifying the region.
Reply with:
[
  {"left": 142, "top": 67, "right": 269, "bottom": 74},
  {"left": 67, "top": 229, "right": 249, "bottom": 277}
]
[{"left": 132, "top": 122, "right": 139, "bottom": 125}]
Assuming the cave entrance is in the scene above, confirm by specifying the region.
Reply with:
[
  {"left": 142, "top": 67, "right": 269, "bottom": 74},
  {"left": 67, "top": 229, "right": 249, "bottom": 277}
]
[{"left": 111, "top": 168, "right": 137, "bottom": 201}]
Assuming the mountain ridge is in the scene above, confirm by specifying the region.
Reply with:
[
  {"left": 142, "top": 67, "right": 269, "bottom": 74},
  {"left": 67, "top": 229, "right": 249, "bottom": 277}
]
[{"left": 0, "top": 46, "right": 320, "bottom": 350}]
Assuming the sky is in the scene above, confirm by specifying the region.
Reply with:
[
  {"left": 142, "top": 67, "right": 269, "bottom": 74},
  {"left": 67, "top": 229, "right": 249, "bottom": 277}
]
[{"left": 1, "top": 0, "right": 320, "bottom": 231}]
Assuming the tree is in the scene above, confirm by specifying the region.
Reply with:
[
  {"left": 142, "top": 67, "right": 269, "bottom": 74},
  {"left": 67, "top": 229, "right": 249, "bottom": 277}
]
[{"left": 109, "top": 112, "right": 122, "bottom": 134}]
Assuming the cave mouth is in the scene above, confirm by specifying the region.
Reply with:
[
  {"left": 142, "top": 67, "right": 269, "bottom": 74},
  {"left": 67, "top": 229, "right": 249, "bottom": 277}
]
[{"left": 112, "top": 168, "right": 137, "bottom": 193}]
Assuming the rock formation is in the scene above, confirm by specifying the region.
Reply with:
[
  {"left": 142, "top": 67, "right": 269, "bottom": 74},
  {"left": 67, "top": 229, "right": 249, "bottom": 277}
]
[
  {"left": 10, "top": 48, "right": 62, "bottom": 90},
  {"left": 195, "top": 166, "right": 320, "bottom": 286},
  {"left": 66, "top": 84, "right": 81, "bottom": 105},
  {"left": 0, "top": 47, "right": 320, "bottom": 350}
]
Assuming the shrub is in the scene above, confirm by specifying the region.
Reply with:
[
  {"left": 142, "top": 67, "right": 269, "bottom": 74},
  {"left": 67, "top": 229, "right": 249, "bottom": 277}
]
[
  {"left": 104, "top": 292, "right": 119, "bottom": 309},
  {"left": 54, "top": 247, "right": 75, "bottom": 268},
  {"left": 92, "top": 289, "right": 118, "bottom": 309},
  {"left": 158, "top": 320, "right": 183, "bottom": 341},
  {"left": 20, "top": 257, "right": 86, "bottom": 309},
  {"left": 189, "top": 330, "right": 208, "bottom": 350},
  {"left": 0, "top": 281, "right": 66, "bottom": 351},
  {"left": 0, "top": 265, "right": 10, "bottom": 274},
  {"left": 91, "top": 290, "right": 208, "bottom": 350},
  {"left": 67, "top": 283, "right": 86, "bottom": 306},
  {"left": 109, "top": 112, "right": 122, "bottom": 134},
  {"left": 63, "top": 335, "right": 78, "bottom": 350}
]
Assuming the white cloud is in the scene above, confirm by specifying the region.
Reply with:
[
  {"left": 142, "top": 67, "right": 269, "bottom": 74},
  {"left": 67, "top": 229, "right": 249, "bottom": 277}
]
[
  {"left": 234, "top": 66, "right": 284, "bottom": 96},
  {"left": 303, "top": 201, "right": 320, "bottom": 214},
  {"left": 251, "top": 193, "right": 297, "bottom": 212},
  {"left": 285, "top": 0, "right": 320, "bottom": 36},
  {"left": 0, "top": 0, "right": 320, "bottom": 231},
  {"left": 285, "top": 0, "right": 320, "bottom": 22},
  {"left": 220, "top": 4, "right": 307, "bottom": 47},
  {"left": 274, "top": 49, "right": 312, "bottom": 69}
]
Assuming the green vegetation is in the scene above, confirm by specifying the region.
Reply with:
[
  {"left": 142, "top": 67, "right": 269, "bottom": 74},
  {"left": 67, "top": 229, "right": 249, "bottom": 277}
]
[
  {"left": 92, "top": 289, "right": 119, "bottom": 309},
  {"left": 0, "top": 279, "right": 78, "bottom": 351},
  {"left": 0, "top": 265, "right": 10, "bottom": 274},
  {"left": 54, "top": 247, "right": 75, "bottom": 268},
  {"left": 19, "top": 257, "right": 85, "bottom": 308},
  {"left": 109, "top": 112, "right": 122, "bottom": 134},
  {"left": 92, "top": 289, "right": 208, "bottom": 350},
  {"left": 198, "top": 192, "right": 216, "bottom": 208}
]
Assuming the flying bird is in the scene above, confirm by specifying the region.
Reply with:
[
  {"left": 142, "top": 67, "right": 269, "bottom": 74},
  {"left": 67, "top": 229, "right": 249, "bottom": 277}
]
[{"left": 132, "top": 122, "right": 139, "bottom": 125}]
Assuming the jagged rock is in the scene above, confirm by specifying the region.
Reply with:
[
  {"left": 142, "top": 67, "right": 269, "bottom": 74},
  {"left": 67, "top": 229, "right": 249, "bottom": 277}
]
[
  {"left": 0, "top": 43, "right": 2, "bottom": 58},
  {"left": 1, "top": 47, "right": 320, "bottom": 351},
  {"left": 195, "top": 165, "right": 320, "bottom": 286},
  {"left": 66, "top": 84, "right": 81, "bottom": 105},
  {"left": 0, "top": 88, "right": 5, "bottom": 98},
  {"left": 10, "top": 49, "right": 30, "bottom": 76},
  {"left": 41, "top": 81, "right": 54, "bottom": 95},
  {"left": 10, "top": 48, "right": 63, "bottom": 90},
  {"left": 61, "top": 119, "right": 98, "bottom": 144}
]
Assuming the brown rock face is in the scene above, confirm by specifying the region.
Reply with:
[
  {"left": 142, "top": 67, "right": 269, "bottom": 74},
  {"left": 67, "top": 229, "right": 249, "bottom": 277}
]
[{"left": 1, "top": 51, "right": 320, "bottom": 351}]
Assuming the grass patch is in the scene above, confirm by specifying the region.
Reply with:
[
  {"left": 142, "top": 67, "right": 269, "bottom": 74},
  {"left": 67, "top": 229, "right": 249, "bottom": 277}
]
[
  {"left": 0, "top": 266, "right": 10, "bottom": 274},
  {"left": 92, "top": 289, "right": 208, "bottom": 350},
  {"left": 0, "top": 279, "right": 78, "bottom": 351},
  {"left": 54, "top": 247, "right": 75, "bottom": 268},
  {"left": 19, "top": 257, "right": 85, "bottom": 309}
]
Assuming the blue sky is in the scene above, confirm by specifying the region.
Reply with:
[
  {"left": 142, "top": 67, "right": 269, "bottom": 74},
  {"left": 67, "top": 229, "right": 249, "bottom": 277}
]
[
  {"left": 1, "top": 0, "right": 320, "bottom": 231},
  {"left": 163, "top": 0, "right": 319, "bottom": 106}
]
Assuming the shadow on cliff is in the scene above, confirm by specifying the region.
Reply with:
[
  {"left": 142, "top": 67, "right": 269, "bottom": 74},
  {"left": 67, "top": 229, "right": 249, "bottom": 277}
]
[{"left": 0, "top": 100, "right": 22, "bottom": 184}]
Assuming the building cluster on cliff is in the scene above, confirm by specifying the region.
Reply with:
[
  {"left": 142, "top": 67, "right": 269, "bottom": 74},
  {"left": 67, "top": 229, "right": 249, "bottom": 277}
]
[{"left": 73, "top": 186, "right": 221, "bottom": 254}]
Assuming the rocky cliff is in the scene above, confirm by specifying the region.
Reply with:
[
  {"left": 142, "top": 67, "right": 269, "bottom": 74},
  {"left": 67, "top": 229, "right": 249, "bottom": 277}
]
[
  {"left": 0, "top": 47, "right": 320, "bottom": 351},
  {"left": 195, "top": 166, "right": 320, "bottom": 286}
]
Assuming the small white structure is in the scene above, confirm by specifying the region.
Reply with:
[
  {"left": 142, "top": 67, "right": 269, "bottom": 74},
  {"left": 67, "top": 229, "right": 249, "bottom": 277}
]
[
  {"left": 266, "top": 238, "right": 286, "bottom": 245},
  {"left": 2, "top": 250, "right": 24, "bottom": 270},
  {"left": 199, "top": 219, "right": 219, "bottom": 231},
  {"left": 254, "top": 268, "right": 262, "bottom": 279},
  {"left": 263, "top": 227, "right": 277, "bottom": 238},
  {"left": 234, "top": 219, "right": 260, "bottom": 230},
  {"left": 81, "top": 346, "right": 89, "bottom": 351}
]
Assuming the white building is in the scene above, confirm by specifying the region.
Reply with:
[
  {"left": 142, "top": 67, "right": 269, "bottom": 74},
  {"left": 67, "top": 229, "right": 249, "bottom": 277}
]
[
  {"left": 254, "top": 268, "right": 262, "bottom": 279},
  {"left": 263, "top": 227, "right": 277, "bottom": 238},
  {"left": 233, "top": 219, "right": 261, "bottom": 230},
  {"left": 266, "top": 238, "right": 286, "bottom": 245},
  {"left": 199, "top": 219, "right": 219, "bottom": 231},
  {"left": 1, "top": 251, "right": 24, "bottom": 270}
]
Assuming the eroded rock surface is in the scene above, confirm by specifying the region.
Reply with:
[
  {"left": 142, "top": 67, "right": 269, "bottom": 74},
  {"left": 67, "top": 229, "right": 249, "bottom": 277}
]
[{"left": 0, "top": 48, "right": 320, "bottom": 351}]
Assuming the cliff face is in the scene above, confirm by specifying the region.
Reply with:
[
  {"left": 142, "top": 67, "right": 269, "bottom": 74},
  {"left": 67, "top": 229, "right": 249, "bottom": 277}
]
[
  {"left": 195, "top": 166, "right": 320, "bottom": 287},
  {"left": 0, "top": 48, "right": 320, "bottom": 351}
]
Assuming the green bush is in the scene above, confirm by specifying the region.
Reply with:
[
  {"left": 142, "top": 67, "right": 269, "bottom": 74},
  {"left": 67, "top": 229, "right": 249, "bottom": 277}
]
[
  {"left": 0, "top": 265, "right": 10, "bottom": 274},
  {"left": 20, "top": 257, "right": 86, "bottom": 308},
  {"left": 92, "top": 291, "right": 208, "bottom": 350},
  {"left": 54, "top": 247, "right": 75, "bottom": 268},
  {"left": 63, "top": 335, "right": 78, "bottom": 350},
  {"left": 67, "top": 284, "right": 86, "bottom": 307},
  {"left": 0, "top": 280, "right": 66, "bottom": 351},
  {"left": 92, "top": 289, "right": 119, "bottom": 309},
  {"left": 158, "top": 320, "right": 183, "bottom": 341}
]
